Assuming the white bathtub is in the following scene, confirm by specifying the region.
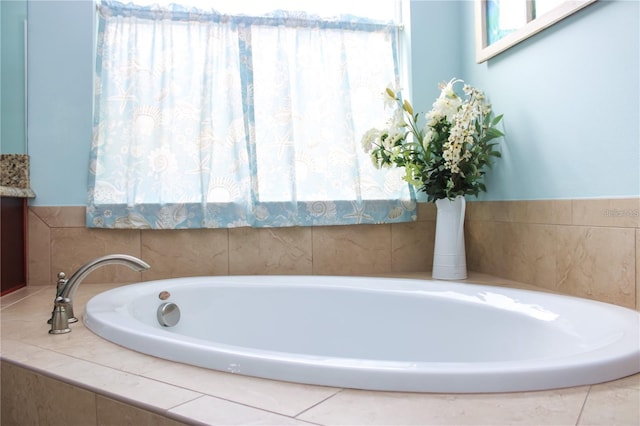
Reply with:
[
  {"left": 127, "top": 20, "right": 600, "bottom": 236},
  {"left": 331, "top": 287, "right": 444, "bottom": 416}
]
[{"left": 84, "top": 275, "right": 640, "bottom": 393}]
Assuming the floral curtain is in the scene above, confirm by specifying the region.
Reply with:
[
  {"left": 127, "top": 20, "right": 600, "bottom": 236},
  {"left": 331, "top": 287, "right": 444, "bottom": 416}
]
[{"left": 88, "top": 1, "right": 416, "bottom": 229}]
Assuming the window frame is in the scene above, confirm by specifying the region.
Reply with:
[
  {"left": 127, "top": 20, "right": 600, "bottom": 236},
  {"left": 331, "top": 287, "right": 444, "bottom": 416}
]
[{"left": 475, "top": 0, "right": 597, "bottom": 63}]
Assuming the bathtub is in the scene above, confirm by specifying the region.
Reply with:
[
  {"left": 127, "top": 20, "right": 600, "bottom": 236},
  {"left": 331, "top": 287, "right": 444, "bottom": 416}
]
[{"left": 84, "top": 275, "right": 640, "bottom": 393}]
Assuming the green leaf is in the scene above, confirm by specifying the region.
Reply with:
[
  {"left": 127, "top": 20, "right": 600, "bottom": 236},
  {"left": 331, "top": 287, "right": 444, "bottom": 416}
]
[{"left": 485, "top": 127, "right": 504, "bottom": 139}]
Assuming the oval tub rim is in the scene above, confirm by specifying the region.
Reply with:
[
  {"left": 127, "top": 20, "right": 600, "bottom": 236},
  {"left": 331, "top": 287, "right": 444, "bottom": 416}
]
[{"left": 84, "top": 275, "right": 640, "bottom": 393}]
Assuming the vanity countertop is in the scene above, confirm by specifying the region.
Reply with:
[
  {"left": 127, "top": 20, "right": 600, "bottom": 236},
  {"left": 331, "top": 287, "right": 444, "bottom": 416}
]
[{"left": 1, "top": 154, "right": 35, "bottom": 198}]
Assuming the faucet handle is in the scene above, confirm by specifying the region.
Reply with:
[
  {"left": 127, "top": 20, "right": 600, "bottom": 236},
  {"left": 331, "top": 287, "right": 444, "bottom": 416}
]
[
  {"left": 48, "top": 297, "right": 72, "bottom": 334},
  {"left": 55, "top": 272, "right": 68, "bottom": 295}
]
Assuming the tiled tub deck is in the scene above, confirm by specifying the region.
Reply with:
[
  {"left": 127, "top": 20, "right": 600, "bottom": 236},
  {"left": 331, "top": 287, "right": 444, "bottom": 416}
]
[{"left": 1, "top": 273, "right": 638, "bottom": 426}]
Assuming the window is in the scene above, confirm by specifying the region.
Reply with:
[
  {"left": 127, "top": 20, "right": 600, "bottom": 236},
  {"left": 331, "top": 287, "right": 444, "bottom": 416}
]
[
  {"left": 475, "top": 0, "right": 597, "bottom": 63},
  {"left": 88, "top": 0, "right": 415, "bottom": 229}
]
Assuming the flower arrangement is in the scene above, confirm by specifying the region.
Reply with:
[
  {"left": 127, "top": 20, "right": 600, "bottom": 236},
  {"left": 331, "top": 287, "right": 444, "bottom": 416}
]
[{"left": 361, "top": 79, "right": 504, "bottom": 202}]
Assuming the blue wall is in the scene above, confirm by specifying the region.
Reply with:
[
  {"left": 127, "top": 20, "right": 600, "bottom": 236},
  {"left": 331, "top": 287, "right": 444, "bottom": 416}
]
[
  {"left": 458, "top": 0, "right": 639, "bottom": 200},
  {"left": 1, "top": 0, "right": 28, "bottom": 154},
  {"left": 409, "top": 1, "right": 463, "bottom": 113},
  {"left": 26, "top": 0, "right": 639, "bottom": 206},
  {"left": 27, "top": 0, "right": 93, "bottom": 205}
]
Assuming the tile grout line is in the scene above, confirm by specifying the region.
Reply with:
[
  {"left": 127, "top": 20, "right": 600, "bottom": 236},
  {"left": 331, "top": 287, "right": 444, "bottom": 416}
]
[
  {"left": 165, "top": 390, "right": 329, "bottom": 425},
  {"left": 293, "top": 387, "right": 345, "bottom": 420},
  {"left": 574, "top": 385, "right": 592, "bottom": 425}
]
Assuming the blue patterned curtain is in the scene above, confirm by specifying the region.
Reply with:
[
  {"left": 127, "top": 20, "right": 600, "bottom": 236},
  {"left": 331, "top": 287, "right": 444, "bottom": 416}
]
[{"left": 88, "top": 1, "right": 416, "bottom": 229}]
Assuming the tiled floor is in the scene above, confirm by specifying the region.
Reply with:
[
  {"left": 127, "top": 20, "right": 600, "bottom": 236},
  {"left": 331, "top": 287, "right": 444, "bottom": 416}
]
[{"left": 1, "top": 276, "right": 639, "bottom": 425}]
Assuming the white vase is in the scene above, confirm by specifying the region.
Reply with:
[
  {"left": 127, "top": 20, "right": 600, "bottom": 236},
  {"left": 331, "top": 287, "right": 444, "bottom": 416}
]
[{"left": 432, "top": 195, "right": 467, "bottom": 280}]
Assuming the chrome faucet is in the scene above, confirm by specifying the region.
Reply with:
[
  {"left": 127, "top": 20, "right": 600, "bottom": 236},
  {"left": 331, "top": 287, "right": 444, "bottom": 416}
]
[{"left": 48, "top": 254, "right": 150, "bottom": 334}]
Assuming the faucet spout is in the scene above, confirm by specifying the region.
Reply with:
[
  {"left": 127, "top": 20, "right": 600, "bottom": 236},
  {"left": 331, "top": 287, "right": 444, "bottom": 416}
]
[
  {"left": 58, "top": 254, "right": 150, "bottom": 301},
  {"left": 49, "top": 254, "right": 150, "bottom": 330}
]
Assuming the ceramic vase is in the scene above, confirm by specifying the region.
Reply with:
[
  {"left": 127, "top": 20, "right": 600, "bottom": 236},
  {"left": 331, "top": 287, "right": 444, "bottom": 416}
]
[{"left": 432, "top": 195, "right": 467, "bottom": 280}]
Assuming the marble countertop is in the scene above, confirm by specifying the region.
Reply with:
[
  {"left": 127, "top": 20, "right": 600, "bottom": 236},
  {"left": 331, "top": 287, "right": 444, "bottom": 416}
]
[
  {"left": 1, "top": 272, "right": 638, "bottom": 425},
  {"left": 1, "top": 154, "right": 35, "bottom": 198},
  {"left": 0, "top": 185, "right": 36, "bottom": 198}
]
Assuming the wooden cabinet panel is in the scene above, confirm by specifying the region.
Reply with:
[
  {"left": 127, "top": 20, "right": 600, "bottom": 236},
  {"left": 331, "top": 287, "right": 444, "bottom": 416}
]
[{"left": 1, "top": 197, "right": 27, "bottom": 295}]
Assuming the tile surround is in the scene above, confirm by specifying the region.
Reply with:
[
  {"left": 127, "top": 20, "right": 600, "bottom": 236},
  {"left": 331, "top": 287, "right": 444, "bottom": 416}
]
[
  {"left": 142, "top": 229, "right": 230, "bottom": 279},
  {"left": 1, "top": 362, "right": 98, "bottom": 425},
  {"left": 555, "top": 226, "right": 635, "bottom": 305},
  {"left": 311, "top": 224, "right": 392, "bottom": 275},
  {"left": 229, "top": 226, "right": 312, "bottom": 275},
  {"left": 577, "top": 374, "right": 640, "bottom": 425},
  {"left": 4, "top": 198, "right": 639, "bottom": 425},
  {"left": 1, "top": 282, "right": 638, "bottom": 426},
  {"left": 465, "top": 197, "right": 639, "bottom": 309},
  {"left": 297, "top": 386, "right": 591, "bottom": 425},
  {"left": 637, "top": 229, "right": 640, "bottom": 311},
  {"left": 26, "top": 197, "right": 639, "bottom": 310},
  {"left": 96, "top": 396, "right": 187, "bottom": 426}
]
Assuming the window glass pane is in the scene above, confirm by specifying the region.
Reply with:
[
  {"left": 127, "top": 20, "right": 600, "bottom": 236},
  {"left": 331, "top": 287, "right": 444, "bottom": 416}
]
[{"left": 486, "top": 0, "right": 528, "bottom": 45}]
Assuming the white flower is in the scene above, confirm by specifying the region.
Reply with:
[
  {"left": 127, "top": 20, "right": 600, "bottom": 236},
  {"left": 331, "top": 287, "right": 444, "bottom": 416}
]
[
  {"left": 361, "top": 128, "right": 380, "bottom": 152},
  {"left": 359, "top": 78, "right": 503, "bottom": 201},
  {"left": 383, "top": 84, "right": 401, "bottom": 109},
  {"left": 389, "top": 108, "right": 405, "bottom": 128},
  {"left": 381, "top": 127, "right": 404, "bottom": 150},
  {"left": 426, "top": 80, "right": 464, "bottom": 125}
]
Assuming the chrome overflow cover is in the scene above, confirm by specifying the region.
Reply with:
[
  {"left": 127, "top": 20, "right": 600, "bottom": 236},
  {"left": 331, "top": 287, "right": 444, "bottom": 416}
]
[{"left": 157, "top": 302, "right": 180, "bottom": 327}]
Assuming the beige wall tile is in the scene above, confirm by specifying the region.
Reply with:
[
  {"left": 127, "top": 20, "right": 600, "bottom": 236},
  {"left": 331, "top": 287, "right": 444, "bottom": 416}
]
[
  {"left": 501, "top": 200, "right": 536, "bottom": 223},
  {"left": 636, "top": 229, "right": 639, "bottom": 311},
  {"left": 466, "top": 220, "right": 506, "bottom": 277},
  {"left": 229, "top": 227, "right": 312, "bottom": 275},
  {"left": 2, "top": 343, "right": 202, "bottom": 411},
  {"left": 556, "top": 226, "right": 636, "bottom": 308},
  {"left": 466, "top": 200, "right": 488, "bottom": 222},
  {"left": 1, "top": 361, "right": 97, "bottom": 426},
  {"left": 24, "top": 200, "right": 638, "bottom": 308},
  {"left": 51, "top": 228, "right": 142, "bottom": 284},
  {"left": 467, "top": 200, "right": 572, "bottom": 225},
  {"left": 572, "top": 198, "right": 640, "bottom": 228},
  {"left": 30, "top": 205, "right": 86, "bottom": 227},
  {"left": 467, "top": 219, "right": 557, "bottom": 289},
  {"left": 552, "top": 199, "right": 574, "bottom": 225},
  {"left": 485, "top": 200, "right": 514, "bottom": 222},
  {"left": 34, "top": 373, "right": 98, "bottom": 425},
  {"left": 312, "top": 224, "right": 391, "bottom": 275},
  {"left": 27, "top": 208, "right": 51, "bottom": 286},
  {"left": 502, "top": 223, "right": 557, "bottom": 289},
  {"left": 141, "top": 229, "right": 229, "bottom": 279},
  {"left": 97, "top": 396, "right": 188, "bottom": 426},
  {"left": 1, "top": 361, "right": 40, "bottom": 425},
  {"left": 416, "top": 201, "right": 436, "bottom": 221},
  {"left": 391, "top": 220, "right": 435, "bottom": 272},
  {"left": 509, "top": 200, "right": 572, "bottom": 225}
]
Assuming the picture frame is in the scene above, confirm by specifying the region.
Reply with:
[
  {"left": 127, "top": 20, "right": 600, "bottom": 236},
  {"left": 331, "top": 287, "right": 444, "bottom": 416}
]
[{"left": 475, "top": 0, "right": 597, "bottom": 63}]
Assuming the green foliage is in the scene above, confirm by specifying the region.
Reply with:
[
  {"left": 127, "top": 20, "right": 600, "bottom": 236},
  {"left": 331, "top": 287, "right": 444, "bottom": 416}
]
[{"left": 361, "top": 80, "right": 505, "bottom": 202}]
